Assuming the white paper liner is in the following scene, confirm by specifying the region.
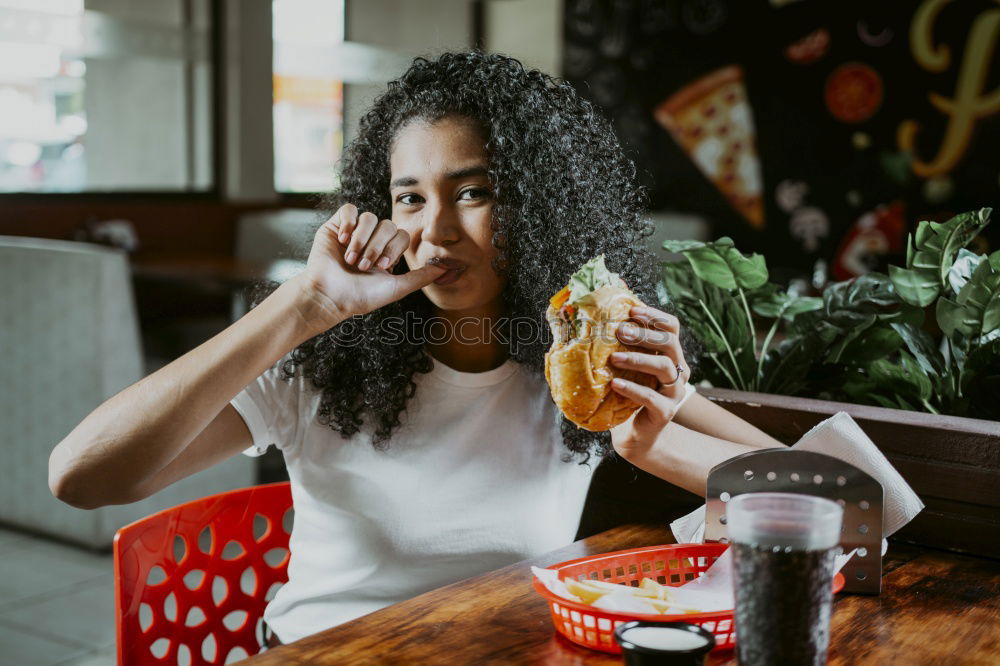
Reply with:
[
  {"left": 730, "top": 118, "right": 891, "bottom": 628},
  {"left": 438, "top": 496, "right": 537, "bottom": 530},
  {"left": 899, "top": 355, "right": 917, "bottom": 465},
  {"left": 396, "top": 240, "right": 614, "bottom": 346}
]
[{"left": 532, "top": 546, "right": 855, "bottom": 614}]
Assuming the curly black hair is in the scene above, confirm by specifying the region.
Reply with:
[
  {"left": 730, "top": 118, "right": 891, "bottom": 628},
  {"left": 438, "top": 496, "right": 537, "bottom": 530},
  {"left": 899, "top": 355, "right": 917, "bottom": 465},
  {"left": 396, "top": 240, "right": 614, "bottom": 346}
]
[{"left": 280, "top": 51, "right": 696, "bottom": 461}]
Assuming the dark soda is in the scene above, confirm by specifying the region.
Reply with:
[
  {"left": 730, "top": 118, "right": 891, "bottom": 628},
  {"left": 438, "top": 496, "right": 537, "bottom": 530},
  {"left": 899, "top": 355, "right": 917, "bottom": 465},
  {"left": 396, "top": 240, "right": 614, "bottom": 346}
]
[{"left": 732, "top": 542, "right": 837, "bottom": 665}]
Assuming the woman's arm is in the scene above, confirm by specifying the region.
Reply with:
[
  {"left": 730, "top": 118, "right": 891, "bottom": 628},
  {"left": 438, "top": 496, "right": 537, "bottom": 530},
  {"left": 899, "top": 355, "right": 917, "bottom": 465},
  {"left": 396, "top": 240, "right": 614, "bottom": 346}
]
[
  {"left": 49, "top": 205, "right": 445, "bottom": 509},
  {"left": 611, "top": 392, "right": 785, "bottom": 495},
  {"left": 48, "top": 279, "right": 319, "bottom": 509},
  {"left": 673, "top": 392, "right": 785, "bottom": 450},
  {"left": 614, "top": 415, "right": 783, "bottom": 496},
  {"left": 607, "top": 306, "right": 785, "bottom": 494}
]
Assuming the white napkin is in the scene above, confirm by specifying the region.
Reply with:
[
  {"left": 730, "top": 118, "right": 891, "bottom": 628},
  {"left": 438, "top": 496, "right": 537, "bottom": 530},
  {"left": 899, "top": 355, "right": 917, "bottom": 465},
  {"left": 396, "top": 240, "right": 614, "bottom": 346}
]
[
  {"left": 670, "top": 505, "right": 710, "bottom": 544},
  {"left": 670, "top": 412, "right": 924, "bottom": 551}
]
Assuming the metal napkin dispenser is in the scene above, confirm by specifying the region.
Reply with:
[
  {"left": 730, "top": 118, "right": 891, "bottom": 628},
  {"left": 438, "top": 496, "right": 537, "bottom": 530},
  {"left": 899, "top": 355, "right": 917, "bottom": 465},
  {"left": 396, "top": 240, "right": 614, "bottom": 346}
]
[{"left": 705, "top": 449, "right": 884, "bottom": 594}]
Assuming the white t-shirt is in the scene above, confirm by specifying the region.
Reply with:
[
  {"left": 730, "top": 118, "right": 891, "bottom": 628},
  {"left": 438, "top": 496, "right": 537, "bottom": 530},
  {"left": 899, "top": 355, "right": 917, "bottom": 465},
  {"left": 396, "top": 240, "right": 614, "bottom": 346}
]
[{"left": 231, "top": 357, "right": 695, "bottom": 644}]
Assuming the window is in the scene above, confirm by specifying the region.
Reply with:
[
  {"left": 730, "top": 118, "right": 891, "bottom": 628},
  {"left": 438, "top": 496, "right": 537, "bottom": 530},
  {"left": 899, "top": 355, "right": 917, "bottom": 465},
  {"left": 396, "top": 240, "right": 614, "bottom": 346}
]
[
  {"left": 0, "top": 0, "right": 213, "bottom": 193},
  {"left": 0, "top": 0, "right": 86, "bottom": 192},
  {"left": 272, "top": 0, "right": 345, "bottom": 193}
]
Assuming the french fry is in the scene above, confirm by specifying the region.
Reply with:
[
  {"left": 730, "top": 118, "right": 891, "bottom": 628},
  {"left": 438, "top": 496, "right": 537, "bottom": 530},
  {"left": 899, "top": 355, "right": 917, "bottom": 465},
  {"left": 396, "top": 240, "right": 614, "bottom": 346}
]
[
  {"left": 565, "top": 579, "right": 614, "bottom": 605},
  {"left": 559, "top": 574, "right": 705, "bottom": 616},
  {"left": 639, "top": 577, "right": 670, "bottom": 600}
]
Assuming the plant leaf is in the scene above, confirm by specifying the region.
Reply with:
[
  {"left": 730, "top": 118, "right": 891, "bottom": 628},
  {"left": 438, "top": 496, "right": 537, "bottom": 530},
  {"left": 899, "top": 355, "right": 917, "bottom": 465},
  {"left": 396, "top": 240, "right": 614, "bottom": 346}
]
[
  {"left": 888, "top": 265, "right": 936, "bottom": 308},
  {"left": 957, "top": 251, "right": 1000, "bottom": 336},
  {"left": 889, "top": 208, "right": 992, "bottom": 306},
  {"left": 981, "top": 294, "right": 1000, "bottom": 336},
  {"left": 663, "top": 237, "right": 768, "bottom": 291},
  {"left": 760, "top": 321, "right": 840, "bottom": 395},
  {"left": 890, "top": 322, "right": 946, "bottom": 375},
  {"left": 824, "top": 273, "right": 901, "bottom": 314},
  {"left": 660, "top": 263, "right": 726, "bottom": 353},
  {"left": 871, "top": 394, "right": 903, "bottom": 410},
  {"left": 935, "top": 254, "right": 1000, "bottom": 339},
  {"left": 661, "top": 239, "right": 707, "bottom": 253},
  {"left": 825, "top": 314, "right": 877, "bottom": 363},
  {"left": 750, "top": 287, "right": 787, "bottom": 319},
  {"left": 838, "top": 325, "right": 905, "bottom": 365},
  {"left": 785, "top": 297, "right": 824, "bottom": 318},
  {"left": 751, "top": 288, "right": 822, "bottom": 320},
  {"left": 837, "top": 352, "right": 934, "bottom": 412},
  {"left": 935, "top": 298, "right": 964, "bottom": 338},
  {"left": 759, "top": 336, "right": 819, "bottom": 395},
  {"left": 839, "top": 371, "right": 899, "bottom": 409},
  {"left": 659, "top": 261, "right": 754, "bottom": 389},
  {"left": 804, "top": 273, "right": 917, "bottom": 341},
  {"left": 869, "top": 352, "right": 932, "bottom": 402},
  {"left": 902, "top": 351, "right": 934, "bottom": 402}
]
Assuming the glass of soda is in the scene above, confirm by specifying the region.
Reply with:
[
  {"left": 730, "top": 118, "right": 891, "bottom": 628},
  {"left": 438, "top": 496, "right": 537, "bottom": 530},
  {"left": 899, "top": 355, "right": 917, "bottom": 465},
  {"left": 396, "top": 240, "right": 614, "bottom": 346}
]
[{"left": 727, "top": 492, "right": 844, "bottom": 666}]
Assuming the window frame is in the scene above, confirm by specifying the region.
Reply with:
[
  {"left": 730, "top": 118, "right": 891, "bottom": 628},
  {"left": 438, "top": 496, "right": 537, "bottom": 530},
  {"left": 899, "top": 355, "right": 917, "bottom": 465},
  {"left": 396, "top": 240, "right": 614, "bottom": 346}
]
[{"left": 0, "top": 0, "right": 225, "bottom": 202}]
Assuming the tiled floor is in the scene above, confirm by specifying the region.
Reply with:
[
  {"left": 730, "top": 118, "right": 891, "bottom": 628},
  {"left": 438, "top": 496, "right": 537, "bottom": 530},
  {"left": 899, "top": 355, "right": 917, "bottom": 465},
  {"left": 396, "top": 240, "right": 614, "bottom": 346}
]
[
  {"left": 0, "top": 526, "right": 274, "bottom": 665},
  {"left": 0, "top": 528, "right": 115, "bottom": 665}
]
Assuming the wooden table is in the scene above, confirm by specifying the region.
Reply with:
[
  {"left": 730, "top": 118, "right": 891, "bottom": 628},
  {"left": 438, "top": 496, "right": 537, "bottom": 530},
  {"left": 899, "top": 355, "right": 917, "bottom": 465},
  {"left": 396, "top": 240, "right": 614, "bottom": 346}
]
[{"left": 243, "top": 524, "right": 1000, "bottom": 665}]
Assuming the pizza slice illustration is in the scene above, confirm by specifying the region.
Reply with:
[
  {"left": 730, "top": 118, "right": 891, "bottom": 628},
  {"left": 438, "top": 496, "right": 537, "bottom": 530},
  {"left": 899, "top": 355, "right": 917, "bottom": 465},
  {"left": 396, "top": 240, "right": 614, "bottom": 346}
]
[{"left": 654, "top": 66, "right": 765, "bottom": 229}]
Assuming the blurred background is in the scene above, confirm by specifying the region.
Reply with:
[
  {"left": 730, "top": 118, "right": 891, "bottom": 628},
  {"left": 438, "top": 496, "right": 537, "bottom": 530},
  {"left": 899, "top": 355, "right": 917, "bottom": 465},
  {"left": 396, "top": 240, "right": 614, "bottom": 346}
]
[
  {"left": 2, "top": 0, "right": 996, "bottom": 349},
  {"left": 0, "top": 1, "right": 996, "bottom": 663}
]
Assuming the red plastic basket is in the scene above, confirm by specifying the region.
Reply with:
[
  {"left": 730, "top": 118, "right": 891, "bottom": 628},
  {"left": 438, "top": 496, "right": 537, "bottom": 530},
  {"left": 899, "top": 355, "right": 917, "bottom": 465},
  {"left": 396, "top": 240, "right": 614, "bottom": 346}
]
[{"left": 532, "top": 543, "right": 845, "bottom": 654}]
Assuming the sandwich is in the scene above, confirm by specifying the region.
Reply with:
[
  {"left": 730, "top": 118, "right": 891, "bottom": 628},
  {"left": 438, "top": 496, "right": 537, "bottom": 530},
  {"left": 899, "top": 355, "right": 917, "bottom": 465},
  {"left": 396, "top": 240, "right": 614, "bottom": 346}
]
[{"left": 544, "top": 256, "right": 656, "bottom": 431}]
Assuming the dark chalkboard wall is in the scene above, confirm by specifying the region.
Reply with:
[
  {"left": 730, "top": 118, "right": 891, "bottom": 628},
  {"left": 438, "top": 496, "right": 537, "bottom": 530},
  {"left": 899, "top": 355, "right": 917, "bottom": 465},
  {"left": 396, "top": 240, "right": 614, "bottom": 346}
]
[{"left": 563, "top": 0, "right": 999, "bottom": 278}]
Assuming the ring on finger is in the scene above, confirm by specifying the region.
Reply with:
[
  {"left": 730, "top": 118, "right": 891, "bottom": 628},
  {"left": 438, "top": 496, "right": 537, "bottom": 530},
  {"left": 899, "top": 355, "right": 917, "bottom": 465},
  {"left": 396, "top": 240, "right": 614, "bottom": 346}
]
[{"left": 660, "top": 363, "right": 684, "bottom": 387}]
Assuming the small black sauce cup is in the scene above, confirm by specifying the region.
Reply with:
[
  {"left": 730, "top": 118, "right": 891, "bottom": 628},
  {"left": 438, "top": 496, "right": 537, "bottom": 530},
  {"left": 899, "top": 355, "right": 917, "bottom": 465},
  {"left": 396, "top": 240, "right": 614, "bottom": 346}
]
[{"left": 613, "top": 621, "right": 716, "bottom": 666}]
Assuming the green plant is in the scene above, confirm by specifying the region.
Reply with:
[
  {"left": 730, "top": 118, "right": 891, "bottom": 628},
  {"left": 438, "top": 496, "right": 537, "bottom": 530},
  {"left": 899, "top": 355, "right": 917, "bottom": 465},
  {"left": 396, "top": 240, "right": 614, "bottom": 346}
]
[
  {"left": 885, "top": 208, "right": 999, "bottom": 416},
  {"left": 659, "top": 208, "right": 998, "bottom": 421},
  {"left": 659, "top": 238, "right": 822, "bottom": 393}
]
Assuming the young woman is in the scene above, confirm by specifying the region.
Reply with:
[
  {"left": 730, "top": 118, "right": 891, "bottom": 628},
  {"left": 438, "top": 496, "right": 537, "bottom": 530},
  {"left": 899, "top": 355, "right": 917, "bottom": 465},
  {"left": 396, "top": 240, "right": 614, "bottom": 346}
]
[{"left": 49, "top": 52, "right": 781, "bottom": 645}]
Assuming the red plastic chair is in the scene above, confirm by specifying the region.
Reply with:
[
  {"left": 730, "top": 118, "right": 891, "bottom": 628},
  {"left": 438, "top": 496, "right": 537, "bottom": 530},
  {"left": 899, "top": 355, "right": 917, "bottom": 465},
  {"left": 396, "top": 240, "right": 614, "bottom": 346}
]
[{"left": 114, "top": 482, "right": 292, "bottom": 665}]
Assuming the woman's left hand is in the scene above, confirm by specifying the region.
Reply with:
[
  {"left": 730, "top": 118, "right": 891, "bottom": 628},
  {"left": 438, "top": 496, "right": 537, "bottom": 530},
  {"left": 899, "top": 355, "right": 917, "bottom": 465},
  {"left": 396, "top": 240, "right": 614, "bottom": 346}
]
[{"left": 609, "top": 305, "right": 690, "bottom": 459}]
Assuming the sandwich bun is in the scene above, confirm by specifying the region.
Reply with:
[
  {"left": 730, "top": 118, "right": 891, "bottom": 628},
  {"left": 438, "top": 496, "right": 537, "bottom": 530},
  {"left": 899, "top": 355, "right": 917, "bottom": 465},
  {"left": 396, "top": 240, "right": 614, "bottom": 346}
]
[{"left": 545, "top": 285, "right": 656, "bottom": 431}]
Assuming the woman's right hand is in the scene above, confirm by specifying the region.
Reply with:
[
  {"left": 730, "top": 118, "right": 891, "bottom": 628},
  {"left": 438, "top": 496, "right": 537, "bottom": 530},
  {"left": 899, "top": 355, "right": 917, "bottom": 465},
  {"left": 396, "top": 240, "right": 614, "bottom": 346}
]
[
  {"left": 51, "top": 202, "right": 444, "bottom": 509},
  {"left": 289, "top": 204, "right": 446, "bottom": 335}
]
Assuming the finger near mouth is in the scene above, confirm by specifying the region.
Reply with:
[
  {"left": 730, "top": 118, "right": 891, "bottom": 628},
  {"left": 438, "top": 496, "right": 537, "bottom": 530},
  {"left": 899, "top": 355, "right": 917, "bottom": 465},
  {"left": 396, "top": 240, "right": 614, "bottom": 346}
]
[{"left": 433, "top": 267, "right": 466, "bottom": 285}]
